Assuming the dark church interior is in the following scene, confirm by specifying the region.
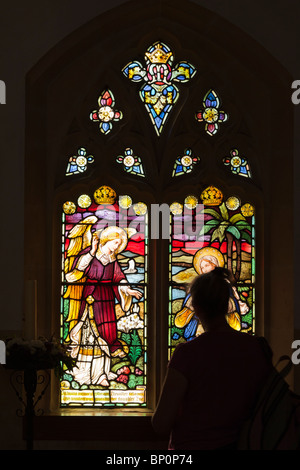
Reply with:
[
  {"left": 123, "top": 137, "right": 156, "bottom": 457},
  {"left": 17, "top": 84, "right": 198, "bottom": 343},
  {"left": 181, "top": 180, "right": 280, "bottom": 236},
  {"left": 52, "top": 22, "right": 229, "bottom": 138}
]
[{"left": 0, "top": 0, "right": 300, "bottom": 451}]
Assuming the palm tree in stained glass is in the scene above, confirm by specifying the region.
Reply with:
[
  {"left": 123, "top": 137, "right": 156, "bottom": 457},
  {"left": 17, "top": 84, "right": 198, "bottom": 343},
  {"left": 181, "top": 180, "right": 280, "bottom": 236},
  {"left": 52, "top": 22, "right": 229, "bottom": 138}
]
[
  {"left": 122, "top": 41, "right": 196, "bottom": 136},
  {"left": 200, "top": 190, "right": 252, "bottom": 281}
]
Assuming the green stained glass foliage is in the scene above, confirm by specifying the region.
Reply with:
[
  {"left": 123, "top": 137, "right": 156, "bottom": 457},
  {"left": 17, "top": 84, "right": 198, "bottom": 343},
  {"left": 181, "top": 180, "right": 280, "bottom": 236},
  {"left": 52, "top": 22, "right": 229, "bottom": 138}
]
[
  {"left": 169, "top": 186, "right": 255, "bottom": 359},
  {"left": 60, "top": 185, "right": 148, "bottom": 407}
]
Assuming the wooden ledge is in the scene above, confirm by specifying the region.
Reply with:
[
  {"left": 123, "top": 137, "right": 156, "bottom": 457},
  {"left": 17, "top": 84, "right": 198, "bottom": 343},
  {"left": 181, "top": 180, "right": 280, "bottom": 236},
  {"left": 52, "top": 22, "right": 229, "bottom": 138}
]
[{"left": 23, "top": 410, "right": 164, "bottom": 442}]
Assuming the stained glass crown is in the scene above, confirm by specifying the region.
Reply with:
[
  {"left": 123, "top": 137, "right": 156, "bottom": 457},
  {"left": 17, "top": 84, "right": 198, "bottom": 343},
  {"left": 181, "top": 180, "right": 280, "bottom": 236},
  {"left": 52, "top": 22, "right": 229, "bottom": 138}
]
[
  {"left": 200, "top": 186, "right": 223, "bottom": 206},
  {"left": 94, "top": 185, "right": 117, "bottom": 205},
  {"left": 145, "top": 42, "right": 172, "bottom": 64}
]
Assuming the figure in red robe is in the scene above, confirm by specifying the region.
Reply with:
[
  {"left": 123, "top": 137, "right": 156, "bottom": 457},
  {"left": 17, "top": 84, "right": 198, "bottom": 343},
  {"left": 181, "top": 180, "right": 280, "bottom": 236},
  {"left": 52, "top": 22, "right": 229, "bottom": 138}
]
[{"left": 65, "top": 226, "right": 142, "bottom": 387}]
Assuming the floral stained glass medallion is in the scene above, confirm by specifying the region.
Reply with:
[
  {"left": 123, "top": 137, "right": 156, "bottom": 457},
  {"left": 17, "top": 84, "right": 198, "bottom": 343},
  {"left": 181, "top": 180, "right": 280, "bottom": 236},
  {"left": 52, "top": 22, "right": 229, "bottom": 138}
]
[
  {"left": 116, "top": 148, "right": 145, "bottom": 177},
  {"left": 66, "top": 148, "right": 94, "bottom": 176},
  {"left": 122, "top": 41, "right": 196, "bottom": 136},
  {"left": 60, "top": 185, "right": 148, "bottom": 407},
  {"left": 169, "top": 186, "right": 255, "bottom": 359},
  {"left": 172, "top": 148, "right": 200, "bottom": 177},
  {"left": 195, "top": 89, "right": 228, "bottom": 136},
  {"left": 90, "top": 89, "right": 123, "bottom": 134},
  {"left": 223, "top": 149, "right": 251, "bottom": 178}
]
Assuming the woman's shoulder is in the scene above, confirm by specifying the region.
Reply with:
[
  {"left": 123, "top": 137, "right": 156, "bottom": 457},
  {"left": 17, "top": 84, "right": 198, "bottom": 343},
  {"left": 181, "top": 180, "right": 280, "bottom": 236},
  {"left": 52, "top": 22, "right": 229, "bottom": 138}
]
[
  {"left": 171, "top": 330, "right": 272, "bottom": 357},
  {"left": 169, "top": 338, "right": 198, "bottom": 365},
  {"left": 190, "top": 329, "right": 272, "bottom": 357},
  {"left": 220, "top": 329, "right": 273, "bottom": 361},
  {"left": 171, "top": 334, "right": 210, "bottom": 359}
]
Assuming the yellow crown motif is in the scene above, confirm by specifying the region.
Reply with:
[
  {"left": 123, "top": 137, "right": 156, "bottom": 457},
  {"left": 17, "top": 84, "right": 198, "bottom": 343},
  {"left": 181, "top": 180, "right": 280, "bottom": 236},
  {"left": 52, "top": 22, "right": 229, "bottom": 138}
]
[
  {"left": 94, "top": 185, "right": 117, "bottom": 205},
  {"left": 200, "top": 186, "right": 223, "bottom": 206},
  {"left": 145, "top": 43, "right": 173, "bottom": 64}
]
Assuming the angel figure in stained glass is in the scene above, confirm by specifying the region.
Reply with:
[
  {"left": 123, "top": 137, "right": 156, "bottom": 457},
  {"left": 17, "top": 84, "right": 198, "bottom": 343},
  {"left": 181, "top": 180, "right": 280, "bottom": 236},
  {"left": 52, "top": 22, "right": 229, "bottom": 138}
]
[
  {"left": 64, "top": 219, "right": 142, "bottom": 387},
  {"left": 174, "top": 247, "right": 249, "bottom": 341}
]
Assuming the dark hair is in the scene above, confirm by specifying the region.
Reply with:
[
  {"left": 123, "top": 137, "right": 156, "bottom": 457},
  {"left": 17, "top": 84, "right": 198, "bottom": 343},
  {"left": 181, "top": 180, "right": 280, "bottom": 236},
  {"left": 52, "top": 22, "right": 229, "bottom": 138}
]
[{"left": 189, "top": 267, "right": 233, "bottom": 318}]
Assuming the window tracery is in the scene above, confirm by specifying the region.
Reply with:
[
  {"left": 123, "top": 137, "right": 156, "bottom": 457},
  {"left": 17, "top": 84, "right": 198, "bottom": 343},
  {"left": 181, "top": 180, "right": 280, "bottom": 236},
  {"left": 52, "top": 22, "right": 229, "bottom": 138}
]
[{"left": 59, "top": 38, "right": 255, "bottom": 408}]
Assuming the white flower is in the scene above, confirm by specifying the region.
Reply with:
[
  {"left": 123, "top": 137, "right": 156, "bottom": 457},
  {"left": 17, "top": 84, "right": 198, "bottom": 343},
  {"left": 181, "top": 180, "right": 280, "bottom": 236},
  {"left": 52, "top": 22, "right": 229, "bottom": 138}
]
[{"left": 117, "top": 313, "right": 143, "bottom": 333}]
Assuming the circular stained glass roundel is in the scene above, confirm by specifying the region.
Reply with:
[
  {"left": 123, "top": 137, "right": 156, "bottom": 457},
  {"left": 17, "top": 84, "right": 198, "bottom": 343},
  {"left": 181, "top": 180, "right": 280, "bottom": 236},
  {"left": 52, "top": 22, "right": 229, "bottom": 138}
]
[
  {"left": 231, "top": 156, "right": 242, "bottom": 168},
  {"left": 123, "top": 156, "right": 135, "bottom": 167},
  {"left": 98, "top": 106, "right": 114, "bottom": 122},
  {"left": 181, "top": 155, "right": 193, "bottom": 167},
  {"left": 184, "top": 195, "right": 198, "bottom": 209},
  {"left": 78, "top": 194, "right": 92, "bottom": 208},
  {"left": 133, "top": 202, "right": 147, "bottom": 215},
  {"left": 119, "top": 195, "right": 132, "bottom": 209},
  {"left": 63, "top": 201, "right": 76, "bottom": 214},
  {"left": 170, "top": 202, "right": 183, "bottom": 215},
  {"left": 76, "top": 155, "right": 87, "bottom": 167},
  {"left": 241, "top": 203, "right": 255, "bottom": 217},
  {"left": 225, "top": 196, "right": 240, "bottom": 211},
  {"left": 203, "top": 107, "right": 218, "bottom": 123}
]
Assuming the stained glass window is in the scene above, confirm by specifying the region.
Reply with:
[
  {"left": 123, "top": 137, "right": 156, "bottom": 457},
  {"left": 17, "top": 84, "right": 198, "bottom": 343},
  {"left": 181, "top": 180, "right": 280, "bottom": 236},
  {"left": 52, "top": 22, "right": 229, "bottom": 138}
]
[
  {"left": 172, "top": 148, "right": 200, "bottom": 176},
  {"left": 195, "top": 89, "right": 228, "bottom": 136},
  {"left": 116, "top": 148, "right": 145, "bottom": 177},
  {"left": 66, "top": 148, "right": 94, "bottom": 176},
  {"left": 59, "top": 39, "right": 259, "bottom": 411},
  {"left": 122, "top": 41, "right": 196, "bottom": 136},
  {"left": 90, "top": 89, "right": 123, "bottom": 134},
  {"left": 169, "top": 186, "right": 255, "bottom": 359},
  {"left": 60, "top": 185, "right": 148, "bottom": 407},
  {"left": 223, "top": 149, "right": 251, "bottom": 178}
]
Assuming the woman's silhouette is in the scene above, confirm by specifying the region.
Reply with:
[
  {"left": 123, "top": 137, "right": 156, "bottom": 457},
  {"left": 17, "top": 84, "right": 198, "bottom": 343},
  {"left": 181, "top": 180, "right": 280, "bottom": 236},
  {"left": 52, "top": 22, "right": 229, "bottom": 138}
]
[{"left": 153, "top": 267, "right": 272, "bottom": 450}]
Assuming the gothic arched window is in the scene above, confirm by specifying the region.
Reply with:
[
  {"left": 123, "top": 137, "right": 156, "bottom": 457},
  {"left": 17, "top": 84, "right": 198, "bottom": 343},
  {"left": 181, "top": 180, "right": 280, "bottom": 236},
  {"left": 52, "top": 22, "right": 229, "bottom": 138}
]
[
  {"left": 55, "top": 39, "right": 257, "bottom": 409},
  {"left": 24, "top": 2, "right": 293, "bottom": 440}
]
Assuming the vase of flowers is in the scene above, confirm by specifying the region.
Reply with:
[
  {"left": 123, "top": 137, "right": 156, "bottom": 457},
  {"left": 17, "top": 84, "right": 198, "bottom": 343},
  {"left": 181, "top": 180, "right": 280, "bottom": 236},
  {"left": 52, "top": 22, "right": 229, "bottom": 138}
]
[{"left": 4, "top": 336, "right": 74, "bottom": 374}]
